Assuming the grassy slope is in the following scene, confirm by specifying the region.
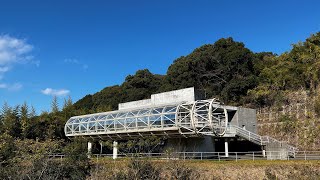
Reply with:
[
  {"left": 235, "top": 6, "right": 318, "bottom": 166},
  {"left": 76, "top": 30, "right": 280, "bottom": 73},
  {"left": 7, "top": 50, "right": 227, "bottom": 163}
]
[{"left": 90, "top": 159, "right": 320, "bottom": 180}]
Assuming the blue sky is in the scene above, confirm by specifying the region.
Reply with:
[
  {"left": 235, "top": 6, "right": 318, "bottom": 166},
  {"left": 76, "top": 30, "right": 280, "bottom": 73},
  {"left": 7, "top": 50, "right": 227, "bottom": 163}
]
[{"left": 0, "top": 0, "right": 320, "bottom": 113}]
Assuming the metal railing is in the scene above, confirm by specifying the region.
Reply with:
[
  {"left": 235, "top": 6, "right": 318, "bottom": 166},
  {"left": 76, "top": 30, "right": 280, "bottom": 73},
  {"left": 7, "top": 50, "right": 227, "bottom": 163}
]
[
  {"left": 89, "top": 151, "right": 320, "bottom": 161},
  {"left": 47, "top": 151, "right": 320, "bottom": 161},
  {"left": 231, "top": 125, "right": 263, "bottom": 145},
  {"left": 230, "top": 125, "right": 297, "bottom": 155}
]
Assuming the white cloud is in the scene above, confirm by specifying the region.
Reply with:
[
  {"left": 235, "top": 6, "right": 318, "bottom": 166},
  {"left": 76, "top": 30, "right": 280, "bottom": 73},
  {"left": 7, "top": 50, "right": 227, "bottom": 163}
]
[
  {"left": 0, "top": 82, "right": 22, "bottom": 91},
  {"left": 41, "top": 88, "right": 70, "bottom": 97},
  {"left": 0, "top": 34, "right": 37, "bottom": 78},
  {"left": 64, "top": 58, "right": 88, "bottom": 70},
  {"left": 0, "top": 35, "right": 33, "bottom": 65},
  {"left": 0, "top": 66, "right": 9, "bottom": 73}
]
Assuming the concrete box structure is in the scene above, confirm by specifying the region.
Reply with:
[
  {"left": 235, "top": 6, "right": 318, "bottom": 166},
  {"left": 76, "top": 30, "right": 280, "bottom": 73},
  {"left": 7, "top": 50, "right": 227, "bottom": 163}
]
[{"left": 118, "top": 87, "right": 203, "bottom": 110}]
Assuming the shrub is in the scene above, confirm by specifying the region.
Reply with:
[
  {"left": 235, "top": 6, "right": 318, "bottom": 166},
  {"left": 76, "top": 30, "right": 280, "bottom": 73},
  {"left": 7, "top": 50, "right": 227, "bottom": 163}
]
[
  {"left": 0, "top": 133, "right": 16, "bottom": 164},
  {"left": 279, "top": 115, "right": 297, "bottom": 133},
  {"left": 164, "top": 160, "right": 199, "bottom": 180},
  {"left": 62, "top": 138, "right": 91, "bottom": 179},
  {"left": 314, "top": 94, "right": 320, "bottom": 116}
]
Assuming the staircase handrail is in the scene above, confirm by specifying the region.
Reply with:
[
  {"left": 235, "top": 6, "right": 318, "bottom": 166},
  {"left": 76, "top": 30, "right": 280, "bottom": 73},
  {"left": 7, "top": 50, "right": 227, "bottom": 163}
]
[{"left": 229, "top": 125, "right": 297, "bottom": 153}]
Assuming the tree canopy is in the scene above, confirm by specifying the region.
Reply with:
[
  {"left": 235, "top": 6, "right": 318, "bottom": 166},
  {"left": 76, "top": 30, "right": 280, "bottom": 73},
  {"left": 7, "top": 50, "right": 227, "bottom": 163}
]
[
  {"left": 71, "top": 32, "right": 320, "bottom": 110},
  {"left": 2, "top": 32, "right": 320, "bottom": 140}
]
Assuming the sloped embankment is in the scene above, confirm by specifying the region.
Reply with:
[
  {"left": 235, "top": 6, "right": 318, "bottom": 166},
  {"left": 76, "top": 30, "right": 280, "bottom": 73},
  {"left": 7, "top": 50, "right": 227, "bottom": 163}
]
[
  {"left": 90, "top": 159, "right": 320, "bottom": 180},
  {"left": 257, "top": 90, "right": 320, "bottom": 151}
]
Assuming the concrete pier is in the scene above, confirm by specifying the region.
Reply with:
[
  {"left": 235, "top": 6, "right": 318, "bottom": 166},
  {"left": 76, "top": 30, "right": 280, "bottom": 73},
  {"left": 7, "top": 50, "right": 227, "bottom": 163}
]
[
  {"left": 225, "top": 139, "right": 229, "bottom": 157},
  {"left": 87, "top": 141, "right": 92, "bottom": 158},
  {"left": 113, "top": 141, "right": 118, "bottom": 159}
]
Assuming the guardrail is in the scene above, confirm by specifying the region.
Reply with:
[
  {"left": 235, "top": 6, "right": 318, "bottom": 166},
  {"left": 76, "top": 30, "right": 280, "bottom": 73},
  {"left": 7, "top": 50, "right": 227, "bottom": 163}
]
[
  {"left": 47, "top": 151, "right": 320, "bottom": 161},
  {"left": 46, "top": 151, "right": 318, "bottom": 161}
]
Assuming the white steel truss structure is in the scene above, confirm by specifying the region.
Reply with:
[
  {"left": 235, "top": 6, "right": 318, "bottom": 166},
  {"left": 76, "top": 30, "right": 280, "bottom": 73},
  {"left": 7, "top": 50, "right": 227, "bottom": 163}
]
[
  {"left": 65, "top": 98, "right": 298, "bottom": 156},
  {"left": 64, "top": 99, "right": 229, "bottom": 139},
  {"left": 176, "top": 99, "right": 228, "bottom": 136}
]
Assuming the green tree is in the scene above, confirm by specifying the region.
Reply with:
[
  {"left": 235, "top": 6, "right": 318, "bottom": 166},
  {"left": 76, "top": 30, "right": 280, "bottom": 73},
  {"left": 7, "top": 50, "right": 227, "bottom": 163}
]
[
  {"left": 28, "top": 106, "right": 37, "bottom": 139},
  {"left": 20, "top": 102, "right": 29, "bottom": 139},
  {"left": 37, "top": 111, "right": 52, "bottom": 139},
  {"left": 74, "top": 69, "right": 164, "bottom": 112},
  {"left": 166, "top": 38, "right": 257, "bottom": 103},
  {"left": 49, "top": 96, "right": 66, "bottom": 139},
  {"left": 71, "top": 32, "right": 320, "bottom": 109},
  {"left": 73, "top": 94, "right": 94, "bottom": 113},
  {"left": 1, "top": 103, "right": 21, "bottom": 137},
  {"left": 248, "top": 32, "right": 320, "bottom": 107},
  {"left": 62, "top": 96, "right": 75, "bottom": 120},
  {"left": 51, "top": 96, "right": 59, "bottom": 113},
  {"left": 122, "top": 69, "right": 164, "bottom": 102}
]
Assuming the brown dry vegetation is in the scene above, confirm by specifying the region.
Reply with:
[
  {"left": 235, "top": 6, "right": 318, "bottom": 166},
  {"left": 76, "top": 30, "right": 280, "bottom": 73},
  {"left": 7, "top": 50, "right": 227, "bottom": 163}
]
[{"left": 89, "top": 158, "right": 320, "bottom": 180}]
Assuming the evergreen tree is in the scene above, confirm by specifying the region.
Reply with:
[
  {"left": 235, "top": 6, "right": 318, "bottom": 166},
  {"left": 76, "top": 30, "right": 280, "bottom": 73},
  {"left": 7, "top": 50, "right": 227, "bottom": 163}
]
[
  {"left": 2, "top": 103, "right": 21, "bottom": 137},
  {"left": 28, "top": 106, "right": 37, "bottom": 139},
  {"left": 12, "top": 105, "right": 22, "bottom": 138},
  {"left": 51, "top": 96, "right": 59, "bottom": 113},
  {"left": 63, "top": 96, "right": 74, "bottom": 120},
  {"left": 30, "top": 106, "right": 37, "bottom": 118},
  {"left": 2, "top": 103, "right": 13, "bottom": 135},
  {"left": 63, "top": 96, "right": 73, "bottom": 110},
  {"left": 20, "top": 102, "right": 29, "bottom": 139}
]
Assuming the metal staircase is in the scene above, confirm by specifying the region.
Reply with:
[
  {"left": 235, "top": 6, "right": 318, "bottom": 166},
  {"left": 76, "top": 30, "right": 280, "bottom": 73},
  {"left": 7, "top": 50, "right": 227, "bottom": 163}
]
[{"left": 229, "top": 125, "right": 297, "bottom": 157}]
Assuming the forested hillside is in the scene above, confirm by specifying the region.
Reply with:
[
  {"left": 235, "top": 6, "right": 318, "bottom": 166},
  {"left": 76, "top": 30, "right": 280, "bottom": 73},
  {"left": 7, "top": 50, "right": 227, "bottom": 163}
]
[
  {"left": 74, "top": 32, "right": 320, "bottom": 112},
  {"left": 74, "top": 37, "right": 259, "bottom": 112},
  {"left": 73, "top": 33, "right": 320, "bottom": 150}
]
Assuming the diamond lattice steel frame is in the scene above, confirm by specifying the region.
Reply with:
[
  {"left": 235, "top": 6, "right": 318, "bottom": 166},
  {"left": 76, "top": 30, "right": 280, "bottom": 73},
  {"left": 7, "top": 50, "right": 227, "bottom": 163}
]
[
  {"left": 177, "top": 99, "right": 228, "bottom": 136},
  {"left": 64, "top": 99, "right": 228, "bottom": 140}
]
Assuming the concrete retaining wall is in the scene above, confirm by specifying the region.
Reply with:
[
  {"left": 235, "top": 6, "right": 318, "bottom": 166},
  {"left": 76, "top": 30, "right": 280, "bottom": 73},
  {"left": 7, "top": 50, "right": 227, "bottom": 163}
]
[{"left": 119, "top": 87, "right": 196, "bottom": 110}]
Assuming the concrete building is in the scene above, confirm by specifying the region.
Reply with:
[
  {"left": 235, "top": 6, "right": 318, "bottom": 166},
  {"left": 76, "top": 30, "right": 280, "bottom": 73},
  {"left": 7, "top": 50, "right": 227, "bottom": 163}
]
[{"left": 64, "top": 87, "right": 296, "bottom": 159}]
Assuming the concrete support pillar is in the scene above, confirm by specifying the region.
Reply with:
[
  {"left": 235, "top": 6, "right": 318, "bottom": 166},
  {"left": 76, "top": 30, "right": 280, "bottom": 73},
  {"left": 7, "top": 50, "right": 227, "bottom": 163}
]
[
  {"left": 262, "top": 145, "right": 266, "bottom": 157},
  {"left": 113, "top": 141, "right": 118, "bottom": 159},
  {"left": 224, "top": 139, "right": 229, "bottom": 157},
  {"left": 100, "top": 141, "right": 103, "bottom": 155},
  {"left": 87, "top": 141, "right": 92, "bottom": 158}
]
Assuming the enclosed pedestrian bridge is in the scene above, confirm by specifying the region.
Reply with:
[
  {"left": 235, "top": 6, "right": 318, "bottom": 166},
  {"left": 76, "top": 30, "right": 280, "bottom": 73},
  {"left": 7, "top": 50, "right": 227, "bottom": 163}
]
[
  {"left": 65, "top": 99, "right": 236, "bottom": 138},
  {"left": 65, "top": 87, "right": 254, "bottom": 138},
  {"left": 65, "top": 87, "right": 296, "bottom": 159}
]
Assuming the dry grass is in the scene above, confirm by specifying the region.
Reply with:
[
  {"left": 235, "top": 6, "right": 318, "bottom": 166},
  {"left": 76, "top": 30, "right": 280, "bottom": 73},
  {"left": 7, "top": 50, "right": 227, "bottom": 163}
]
[{"left": 89, "top": 158, "right": 320, "bottom": 180}]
